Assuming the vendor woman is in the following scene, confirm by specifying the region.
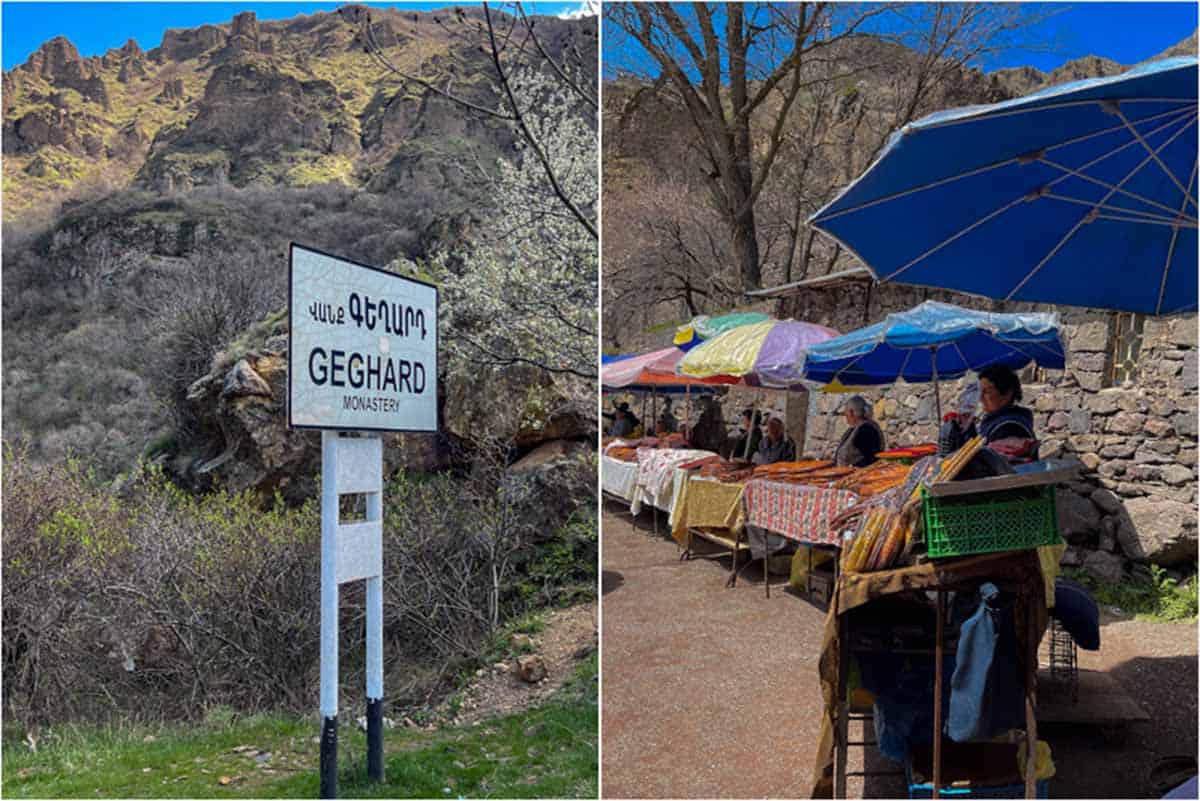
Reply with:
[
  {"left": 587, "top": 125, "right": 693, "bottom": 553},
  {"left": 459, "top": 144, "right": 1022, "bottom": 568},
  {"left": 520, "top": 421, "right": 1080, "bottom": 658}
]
[
  {"left": 834, "top": 395, "right": 886, "bottom": 467},
  {"left": 970, "top": 364, "right": 1037, "bottom": 447}
]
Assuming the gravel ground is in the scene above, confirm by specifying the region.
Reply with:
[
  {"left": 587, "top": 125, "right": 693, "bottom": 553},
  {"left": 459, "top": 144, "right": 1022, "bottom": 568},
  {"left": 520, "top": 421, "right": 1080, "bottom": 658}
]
[
  {"left": 439, "top": 602, "right": 598, "bottom": 727},
  {"left": 600, "top": 502, "right": 1198, "bottom": 799}
]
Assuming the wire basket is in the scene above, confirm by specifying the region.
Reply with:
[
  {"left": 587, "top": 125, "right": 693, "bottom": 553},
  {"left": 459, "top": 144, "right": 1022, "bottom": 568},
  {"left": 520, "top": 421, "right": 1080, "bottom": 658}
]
[
  {"left": 1045, "top": 617, "right": 1079, "bottom": 703},
  {"left": 921, "top": 484, "right": 1062, "bottom": 558}
]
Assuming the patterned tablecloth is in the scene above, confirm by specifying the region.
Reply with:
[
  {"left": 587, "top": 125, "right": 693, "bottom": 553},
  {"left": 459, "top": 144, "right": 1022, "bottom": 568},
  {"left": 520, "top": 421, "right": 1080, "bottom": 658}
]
[
  {"left": 601, "top": 455, "right": 639, "bottom": 503},
  {"left": 742, "top": 479, "right": 860, "bottom": 546},
  {"left": 670, "top": 477, "right": 747, "bottom": 545},
  {"left": 636, "top": 448, "right": 716, "bottom": 498}
]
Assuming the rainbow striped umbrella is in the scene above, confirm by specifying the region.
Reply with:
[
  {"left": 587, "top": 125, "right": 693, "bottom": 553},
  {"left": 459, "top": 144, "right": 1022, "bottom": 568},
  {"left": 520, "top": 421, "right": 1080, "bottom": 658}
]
[{"left": 677, "top": 318, "right": 840, "bottom": 389}]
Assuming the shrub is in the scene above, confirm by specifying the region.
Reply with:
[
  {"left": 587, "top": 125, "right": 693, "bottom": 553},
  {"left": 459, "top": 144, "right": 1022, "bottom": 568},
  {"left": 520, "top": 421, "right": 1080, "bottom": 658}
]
[
  {"left": 2, "top": 446, "right": 596, "bottom": 725},
  {"left": 1065, "top": 565, "right": 1199, "bottom": 622}
]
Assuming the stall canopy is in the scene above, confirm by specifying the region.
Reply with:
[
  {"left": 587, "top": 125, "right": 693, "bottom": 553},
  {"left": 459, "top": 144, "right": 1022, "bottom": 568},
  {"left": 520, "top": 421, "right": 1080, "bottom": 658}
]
[
  {"left": 673, "top": 311, "right": 772, "bottom": 350},
  {"left": 800, "top": 301, "right": 1064, "bottom": 417},
  {"left": 808, "top": 57, "right": 1198, "bottom": 315},
  {"left": 677, "top": 318, "right": 840, "bottom": 388},
  {"left": 601, "top": 346, "right": 724, "bottom": 391}
]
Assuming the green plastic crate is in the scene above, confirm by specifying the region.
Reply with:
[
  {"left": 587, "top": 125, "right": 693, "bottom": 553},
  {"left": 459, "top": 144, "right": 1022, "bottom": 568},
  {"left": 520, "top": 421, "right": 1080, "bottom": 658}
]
[{"left": 921, "top": 484, "right": 1062, "bottom": 558}]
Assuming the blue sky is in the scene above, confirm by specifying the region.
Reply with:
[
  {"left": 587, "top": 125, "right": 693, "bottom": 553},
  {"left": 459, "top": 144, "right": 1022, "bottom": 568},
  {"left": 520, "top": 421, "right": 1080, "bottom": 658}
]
[
  {"left": 1, "top": 1, "right": 592, "bottom": 69},
  {"left": 603, "top": 2, "right": 1196, "bottom": 80}
]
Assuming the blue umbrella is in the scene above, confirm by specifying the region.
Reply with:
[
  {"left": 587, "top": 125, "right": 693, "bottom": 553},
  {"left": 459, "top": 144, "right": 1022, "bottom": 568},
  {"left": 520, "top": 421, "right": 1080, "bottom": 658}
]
[
  {"left": 800, "top": 301, "right": 1065, "bottom": 419},
  {"left": 809, "top": 57, "right": 1197, "bottom": 316}
]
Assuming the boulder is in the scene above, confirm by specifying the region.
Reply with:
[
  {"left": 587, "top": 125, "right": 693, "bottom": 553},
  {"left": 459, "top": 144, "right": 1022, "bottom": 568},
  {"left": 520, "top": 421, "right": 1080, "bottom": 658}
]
[
  {"left": 1089, "top": 488, "right": 1122, "bottom": 515},
  {"left": 1174, "top": 411, "right": 1198, "bottom": 440},
  {"left": 1107, "top": 412, "right": 1146, "bottom": 435},
  {"left": 1068, "top": 434, "right": 1100, "bottom": 453},
  {"left": 1079, "top": 453, "right": 1100, "bottom": 471},
  {"left": 1099, "top": 440, "right": 1137, "bottom": 459},
  {"left": 1073, "top": 371, "right": 1104, "bottom": 392},
  {"left": 1039, "top": 438, "right": 1064, "bottom": 460},
  {"left": 1055, "top": 489, "right": 1101, "bottom": 545},
  {"left": 1086, "top": 390, "right": 1122, "bottom": 415},
  {"left": 1081, "top": 550, "right": 1126, "bottom": 584},
  {"left": 1116, "top": 496, "right": 1198, "bottom": 566},
  {"left": 1144, "top": 417, "right": 1175, "bottom": 437},
  {"left": 1071, "top": 352, "right": 1107, "bottom": 372},
  {"left": 442, "top": 365, "right": 592, "bottom": 449},
  {"left": 1169, "top": 319, "right": 1198, "bottom": 349},
  {"left": 1133, "top": 447, "right": 1171, "bottom": 465},
  {"left": 1147, "top": 438, "right": 1180, "bottom": 456},
  {"left": 1047, "top": 411, "right": 1069, "bottom": 431},
  {"left": 1161, "top": 464, "right": 1193, "bottom": 486},
  {"left": 1124, "top": 464, "right": 1162, "bottom": 482},
  {"left": 1098, "top": 517, "right": 1118, "bottom": 552},
  {"left": 222, "top": 358, "right": 272, "bottom": 398},
  {"left": 515, "top": 655, "right": 546, "bottom": 683},
  {"left": 508, "top": 439, "right": 586, "bottom": 472},
  {"left": 1060, "top": 546, "right": 1082, "bottom": 568},
  {"left": 1070, "top": 320, "right": 1108, "bottom": 352},
  {"left": 1181, "top": 351, "right": 1198, "bottom": 390}
]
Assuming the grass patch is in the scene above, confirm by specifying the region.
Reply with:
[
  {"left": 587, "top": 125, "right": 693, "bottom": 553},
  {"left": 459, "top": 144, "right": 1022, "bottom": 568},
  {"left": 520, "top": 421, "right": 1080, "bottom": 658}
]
[
  {"left": 2, "top": 654, "right": 598, "bottom": 799},
  {"left": 1065, "top": 565, "right": 1198, "bottom": 622},
  {"left": 286, "top": 153, "right": 356, "bottom": 187}
]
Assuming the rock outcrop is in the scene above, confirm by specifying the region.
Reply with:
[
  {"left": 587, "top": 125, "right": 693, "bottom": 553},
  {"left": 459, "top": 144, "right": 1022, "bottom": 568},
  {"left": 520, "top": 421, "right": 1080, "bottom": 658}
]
[{"left": 174, "top": 310, "right": 594, "bottom": 503}]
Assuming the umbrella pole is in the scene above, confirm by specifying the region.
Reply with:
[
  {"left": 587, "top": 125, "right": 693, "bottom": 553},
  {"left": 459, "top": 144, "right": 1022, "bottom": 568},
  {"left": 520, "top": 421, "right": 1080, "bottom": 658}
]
[
  {"left": 743, "top": 395, "right": 759, "bottom": 460},
  {"left": 686, "top": 385, "right": 692, "bottom": 437},
  {"left": 931, "top": 347, "right": 943, "bottom": 423}
]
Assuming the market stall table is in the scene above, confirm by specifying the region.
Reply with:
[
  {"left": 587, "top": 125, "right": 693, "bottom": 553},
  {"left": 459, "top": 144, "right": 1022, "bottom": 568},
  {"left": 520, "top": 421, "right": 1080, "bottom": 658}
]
[
  {"left": 741, "top": 479, "right": 861, "bottom": 598},
  {"left": 630, "top": 449, "right": 715, "bottom": 534},
  {"left": 813, "top": 551, "right": 1054, "bottom": 800},
  {"left": 601, "top": 454, "right": 640, "bottom": 508},
  {"left": 671, "top": 476, "right": 749, "bottom": 586}
]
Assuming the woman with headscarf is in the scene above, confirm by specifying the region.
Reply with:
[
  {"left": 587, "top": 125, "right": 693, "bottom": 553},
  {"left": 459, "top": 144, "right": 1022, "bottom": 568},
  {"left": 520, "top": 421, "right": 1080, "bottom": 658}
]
[
  {"left": 833, "top": 395, "right": 886, "bottom": 467},
  {"left": 728, "top": 408, "right": 763, "bottom": 460},
  {"left": 965, "top": 364, "right": 1038, "bottom": 461}
]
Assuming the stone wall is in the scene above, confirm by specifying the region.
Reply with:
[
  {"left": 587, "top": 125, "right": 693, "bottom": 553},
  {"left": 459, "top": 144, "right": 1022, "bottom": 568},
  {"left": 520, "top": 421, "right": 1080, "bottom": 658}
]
[
  {"left": 606, "top": 284, "right": 1197, "bottom": 578},
  {"left": 777, "top": 283, "right": 1198, "bottom": 577}
]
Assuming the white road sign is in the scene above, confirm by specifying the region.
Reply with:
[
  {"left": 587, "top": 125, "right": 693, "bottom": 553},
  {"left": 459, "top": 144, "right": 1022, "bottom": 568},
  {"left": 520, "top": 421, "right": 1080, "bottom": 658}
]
[{"left": 289, "top": 244, "right": 438, "bottom": 432}]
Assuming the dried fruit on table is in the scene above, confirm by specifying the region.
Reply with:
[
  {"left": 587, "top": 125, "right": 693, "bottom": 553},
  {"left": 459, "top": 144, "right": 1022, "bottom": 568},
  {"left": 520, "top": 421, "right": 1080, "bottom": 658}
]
[
  {"left": 607, "top": 447, "right": 639, "bottom": 463},
  {"left": 874, "top": 513, "right": 912, "bottom": 571},
  {"left": 844, "top": 509, "right": 886, "bottom": 572}
]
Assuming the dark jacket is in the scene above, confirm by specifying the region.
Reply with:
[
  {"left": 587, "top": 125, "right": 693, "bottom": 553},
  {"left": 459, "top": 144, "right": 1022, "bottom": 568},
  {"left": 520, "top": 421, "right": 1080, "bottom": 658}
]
[
  {"left": 834, "top": 419, "right": 885, "bottom": 467},
  {"left": 977, "top": 403, "right": 1036, "bottom": 442},
  {"left": 730, "top": 426, "right": 762, "bottom": 460}
]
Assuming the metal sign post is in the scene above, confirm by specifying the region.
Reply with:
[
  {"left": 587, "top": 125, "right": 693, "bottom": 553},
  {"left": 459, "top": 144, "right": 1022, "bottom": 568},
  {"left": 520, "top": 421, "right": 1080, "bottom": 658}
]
[
  {"left": 320, "top": 431, "right": 385, "bottom": 797},
  {"left": 289, "top": 244, "right": 438, "bottom": 799}
]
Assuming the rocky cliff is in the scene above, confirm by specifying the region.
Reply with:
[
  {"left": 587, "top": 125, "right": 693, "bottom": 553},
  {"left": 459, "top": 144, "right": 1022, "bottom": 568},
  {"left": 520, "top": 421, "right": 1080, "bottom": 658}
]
[
  {"left": 2, "top": 7, "right": 598, "bottom": 489},
  {"left": 2, "top": 6, "right": 591, "bottom": 218}
]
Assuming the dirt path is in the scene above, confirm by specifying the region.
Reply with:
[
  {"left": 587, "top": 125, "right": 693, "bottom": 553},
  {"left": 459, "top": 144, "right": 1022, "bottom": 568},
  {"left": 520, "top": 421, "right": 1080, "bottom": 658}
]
[
  {"left": 439, "top": 601, "right": 598, "bottom": 727},
  {"left": 600, "top": 502, "right": 1197, "bottom": 799}
]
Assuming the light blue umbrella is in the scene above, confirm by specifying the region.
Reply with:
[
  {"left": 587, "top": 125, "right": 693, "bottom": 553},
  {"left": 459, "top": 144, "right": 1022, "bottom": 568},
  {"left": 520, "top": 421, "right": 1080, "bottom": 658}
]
[
  {"left": 800, "top": 301, "right": 1065, "bottom": 419},
  {"left": 809, "top": 57, "right": 1197, "bottom": 316}
]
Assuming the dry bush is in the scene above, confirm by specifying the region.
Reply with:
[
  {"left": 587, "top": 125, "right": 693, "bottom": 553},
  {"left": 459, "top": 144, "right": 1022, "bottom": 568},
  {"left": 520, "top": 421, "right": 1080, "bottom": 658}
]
[{"left": 2, "top": 446, "right": 596, "bottom": 725}]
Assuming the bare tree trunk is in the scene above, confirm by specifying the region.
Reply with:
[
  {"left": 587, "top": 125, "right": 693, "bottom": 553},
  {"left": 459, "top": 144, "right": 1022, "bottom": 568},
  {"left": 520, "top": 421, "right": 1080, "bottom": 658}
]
[{"left": 731, "top": 208, "right": 762, "bottom": 291}]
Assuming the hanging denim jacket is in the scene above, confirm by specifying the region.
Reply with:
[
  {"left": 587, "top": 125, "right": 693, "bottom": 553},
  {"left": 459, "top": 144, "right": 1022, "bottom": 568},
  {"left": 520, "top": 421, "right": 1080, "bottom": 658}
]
[{"left": 947, "top": 582, "right": 1026, "bottom": 742}]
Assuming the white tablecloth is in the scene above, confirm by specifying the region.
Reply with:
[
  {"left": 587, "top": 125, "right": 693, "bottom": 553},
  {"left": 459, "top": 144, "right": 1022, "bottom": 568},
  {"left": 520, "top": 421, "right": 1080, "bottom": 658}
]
[{"left": 601, "top": 455, "right": 639, "bottom": 503}]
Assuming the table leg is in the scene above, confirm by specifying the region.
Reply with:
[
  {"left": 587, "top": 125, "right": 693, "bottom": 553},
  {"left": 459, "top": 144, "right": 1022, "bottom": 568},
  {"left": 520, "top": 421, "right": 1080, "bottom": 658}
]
[
  {"left": 933, "top": 589, "right": 945, "bottom": 800},
  {"left": 765, "top": 546, "right": 771, "bottom": 599},
  {"left": 835, "top": 610, "right": 849, "bottom": 800},
  {"left": 729, "top": 529, "right": 741, "bottom": 588},
  {"left": 807, "top": 546, "right": 814, "bottom": 601},
  {"left": 1025, "top": 596, "right": 1038, "bottom": 799}
]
